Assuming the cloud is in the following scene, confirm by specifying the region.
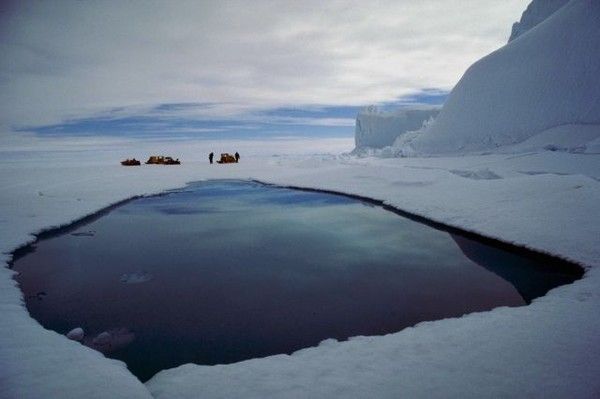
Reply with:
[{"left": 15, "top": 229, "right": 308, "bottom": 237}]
[
  {"left": 22, "top": 104, "right": 361, "bottom": 139},
  {"left": 0, "top": 0, "right": 529, "bottom": 131}
]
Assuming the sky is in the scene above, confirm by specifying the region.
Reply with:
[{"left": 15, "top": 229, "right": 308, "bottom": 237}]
[{"left": 0, "top": 0, "right": 529, "bottom": 140}]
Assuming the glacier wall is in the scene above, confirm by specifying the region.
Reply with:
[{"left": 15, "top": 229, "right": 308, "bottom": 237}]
[{"left": 354, "top": 106, "right": 439, "bottom": 150}]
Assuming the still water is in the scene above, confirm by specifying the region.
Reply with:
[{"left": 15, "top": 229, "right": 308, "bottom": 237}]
[{"left": 13, "top": 180, "right": 580, "bottom": 381}]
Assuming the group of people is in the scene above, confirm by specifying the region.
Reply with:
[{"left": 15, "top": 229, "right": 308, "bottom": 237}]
[{"left": 208, "top": 151, "right": 240, "bottom": 164}]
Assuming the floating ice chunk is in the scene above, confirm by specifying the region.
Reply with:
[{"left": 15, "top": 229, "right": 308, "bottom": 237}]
[
  {"left": 93, "top": 331, "right": 111, "bottom": 346},
  {"left": 27, "top": 291, "right": 47, "bottom": 300},
  {"left": 109, "top": 327, "right": 136, "bottom": 350},
  {"left": 70, "top": 230, "right": 95, "bottom": 237},
  {"left": 66, "top": 327, "right": 84, "bottom": 341},
  {"left": 120, "top": 270, "right": 153, "bottom": 284},
  {"left": 87, "top": 328, "right": 135, "bottom": 354}
]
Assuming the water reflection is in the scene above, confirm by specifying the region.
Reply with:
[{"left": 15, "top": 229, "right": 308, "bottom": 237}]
[{"left": 451, "top": 235, "right": 581, "bottom": 304}]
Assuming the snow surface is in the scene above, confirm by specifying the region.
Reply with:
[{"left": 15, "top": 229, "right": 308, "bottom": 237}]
[
  {"left": 1, "top": 136, "right": 599, "bottom": 398},
  {"left": 2, "top": 1, "right": 600, "bottom": 397},
  {"left": 354, "top": 105, "right": 440, "bottom": 151},
  {"left": 393, "top": 0, "right": 600, "bottom": 156},
  {"left": 501, "top": 124, "right": 600, "bottom": 154}
]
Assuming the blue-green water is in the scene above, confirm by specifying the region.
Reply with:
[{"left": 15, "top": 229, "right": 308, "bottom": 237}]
[{"left": 13, "top": 180, "right": 580, "bottom": 381}]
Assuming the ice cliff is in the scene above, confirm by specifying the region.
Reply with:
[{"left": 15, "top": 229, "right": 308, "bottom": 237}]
[
  {"left": 390, "top": 0, "right": 600, "bottom": 155},
  {"left": 354, "top": 106, "right": 440, "bottom": 151}
]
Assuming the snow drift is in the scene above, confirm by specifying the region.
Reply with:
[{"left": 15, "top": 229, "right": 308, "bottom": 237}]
[
  {"left": 353, "top": 106, "right": 440, "bottom": 151},
  {"left": 394, "top": 0, "right": 600, "bottom": 155}
]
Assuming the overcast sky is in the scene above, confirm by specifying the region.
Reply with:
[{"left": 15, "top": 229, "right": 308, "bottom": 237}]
[{"left": 0, "top": 0, "right": 529, "bottom": 138}]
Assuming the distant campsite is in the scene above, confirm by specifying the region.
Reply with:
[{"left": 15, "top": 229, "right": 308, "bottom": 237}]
[{"left": 121, "top": 153, "right": 240, "bottom": 166}]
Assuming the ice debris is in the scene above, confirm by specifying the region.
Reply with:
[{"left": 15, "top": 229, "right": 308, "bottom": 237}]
[
  {"left": 66, "top": 327, "right": 84, "bottom": 341},
  {"left": 120, "top": 270, "right": 153, "bottom": 284}
]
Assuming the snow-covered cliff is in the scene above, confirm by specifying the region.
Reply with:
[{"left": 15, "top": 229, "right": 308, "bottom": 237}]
[
  {"left": 354, "top": 106, "right": 439, "bottom": 151},
  {"left": 509, "top": 0, "right": 569, "bottom": 42},
  {"left": 394, "top": 0, "right": 600, "bottom": 156}
]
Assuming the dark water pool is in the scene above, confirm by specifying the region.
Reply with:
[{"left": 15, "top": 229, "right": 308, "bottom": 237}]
[{"left": 12, "top": 180, "right": 581, "bottom": 381}]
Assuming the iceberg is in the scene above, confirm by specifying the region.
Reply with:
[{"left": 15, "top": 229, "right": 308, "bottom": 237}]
[{"left": 393, "top": 0, "right": 600, "bottom": 155}]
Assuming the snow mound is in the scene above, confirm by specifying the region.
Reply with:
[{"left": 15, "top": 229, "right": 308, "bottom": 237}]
[
  {"left": 501, "top": 124, "right": 600, "bottom": 154},
  {"left": 394, "top": 0, "right": 600, "bottom": 155},
  {"left": 509, "top": 0, "right": 569, "bottom": 42},
  {"left": 353, "top": 105, "right": 439, "bottom": 151}
]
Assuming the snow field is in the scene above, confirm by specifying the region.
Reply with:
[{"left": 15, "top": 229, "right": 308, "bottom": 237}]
[{"left": 1, "top": 139, "right": 599, "bottom": 398}]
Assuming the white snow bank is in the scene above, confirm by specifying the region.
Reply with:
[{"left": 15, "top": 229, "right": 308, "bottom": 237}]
[
  {"left": 395, "top": 0, "right": 600, "bottom": 155},
  {"left": 509, "top": 0, "right": 569, "bottom": 42},
  {"left": 353, "top": 105, "right": 440, "bottom": 151},
  {"left": 501, "top": 124, "right": 600, "bottom": 154}
]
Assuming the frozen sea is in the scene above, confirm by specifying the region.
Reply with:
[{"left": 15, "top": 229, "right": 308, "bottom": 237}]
[{"left": 1, "top": 136, "right": 599, "bottom": 398}]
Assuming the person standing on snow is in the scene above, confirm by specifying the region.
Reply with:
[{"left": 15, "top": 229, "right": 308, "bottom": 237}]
[
  {"left": 234, "top": 152, "right": 240, "bottom": 163},
  {"left": 209, "top": 152, "right": 214, "bottom": 164}
]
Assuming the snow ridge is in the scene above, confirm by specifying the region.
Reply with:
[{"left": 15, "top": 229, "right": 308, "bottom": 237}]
[{"left": 509, "top": 0, "right": 570, "bottom": 42}]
